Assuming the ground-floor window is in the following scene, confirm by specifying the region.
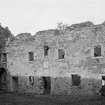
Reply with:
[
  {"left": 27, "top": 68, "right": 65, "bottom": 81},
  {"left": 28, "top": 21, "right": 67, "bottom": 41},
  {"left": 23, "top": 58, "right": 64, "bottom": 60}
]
[
  {"left": 29, "top": 76, "right": 34, "bottom": 86},
  {"left": 71, "top": 74, "right": 81, "bottom": 86}
]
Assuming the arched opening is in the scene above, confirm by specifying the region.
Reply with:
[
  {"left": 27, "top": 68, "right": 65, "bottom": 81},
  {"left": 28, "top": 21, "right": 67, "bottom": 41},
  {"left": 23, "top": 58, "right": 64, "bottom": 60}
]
[{"left": 0, "top": 68, "right": 7, "bottom": 91}]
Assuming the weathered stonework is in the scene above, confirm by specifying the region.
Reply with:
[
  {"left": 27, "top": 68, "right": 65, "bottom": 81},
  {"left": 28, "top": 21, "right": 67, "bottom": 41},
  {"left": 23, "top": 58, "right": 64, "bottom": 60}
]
[{"left": 5, "top": 22, "right": 105, "bottom": 95}]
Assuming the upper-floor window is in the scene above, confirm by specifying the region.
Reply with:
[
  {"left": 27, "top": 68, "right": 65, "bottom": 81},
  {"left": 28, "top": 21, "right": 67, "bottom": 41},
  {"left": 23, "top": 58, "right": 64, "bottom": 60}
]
[
  {"left": 94, "top": 45, "right": 101, "bottom": 57},
  {"left": 2, "top": 53, "right": 7, "bottom": 62},
  {"left": 0, "top": 53, "right": 7, "bottom": 63},
  {"left": 44, "top": 45, "right": 49, "bottom": 56},
  {"left": 29, "top": 52, "right": 34, "bottom": 61},
  {"left": 58, "top": 49, "right": 65, "bottom": 59}
]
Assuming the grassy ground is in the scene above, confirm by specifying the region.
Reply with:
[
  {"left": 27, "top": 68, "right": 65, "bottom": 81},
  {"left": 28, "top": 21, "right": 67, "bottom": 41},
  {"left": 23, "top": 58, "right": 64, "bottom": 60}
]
[{"left": 0, "top": 91, "right": 105, "bottom": 105}]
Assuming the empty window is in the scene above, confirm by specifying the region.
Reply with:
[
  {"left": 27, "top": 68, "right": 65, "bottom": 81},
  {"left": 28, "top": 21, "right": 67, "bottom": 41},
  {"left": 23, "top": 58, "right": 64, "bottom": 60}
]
[
  {"left": 29, "top": 52, "right": 34, "bottom": 61},
  {"left": 102, "top": 76, "right": 105, "bottom": 80},
  {"left": 0, "top": 53, "right": 7, "bottom": 63},
  {"left": 44, "top": 45, "right": 49, "bottom": 56},
  {"left": 94, "top": 45, "right": 101, "bottom": 57},
  {"left": 12, "top": 76, "right": 18, "bottom": 81},
  {"left": 102, "top": 76, "right": 105, "bottom": 86},
  {"left": 58, "top": 49, "right": 65, "bottom": 59},
  {"left": 71, "top": 74, "right": 81, "bottom": 86},
  {"left": 2, "top": 53, "right": 7, "bottom": 62},
  {"left": 0, "top": 53, "right": 1, "bottom": 63},
  {"left": 29, "top": 76, "right": 34, "bottom": 85}
]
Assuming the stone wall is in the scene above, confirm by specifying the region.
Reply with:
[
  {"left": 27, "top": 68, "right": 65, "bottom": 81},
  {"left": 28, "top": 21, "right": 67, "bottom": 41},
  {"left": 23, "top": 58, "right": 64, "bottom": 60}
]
[
  {"left": 6, "top": 22, "right": 105, "bottom": 95},
  {"left": 51, "top": 77, "right": 101, "bottom": 95}
]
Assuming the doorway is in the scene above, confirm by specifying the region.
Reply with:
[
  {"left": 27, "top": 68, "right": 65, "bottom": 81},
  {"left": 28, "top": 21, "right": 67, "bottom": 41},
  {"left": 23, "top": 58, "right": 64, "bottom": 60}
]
[
  {"left": 0, "top": 68, "right": 7, "bottom": 91},
  {"left": 100, "top": 76, "right": 105, "bottom": 96},
  {"left": 42, "top": 77, "right": 51, "bottom": 94},
  {"left": 12, "top": 76, "right": 18, "bottom": 92}
]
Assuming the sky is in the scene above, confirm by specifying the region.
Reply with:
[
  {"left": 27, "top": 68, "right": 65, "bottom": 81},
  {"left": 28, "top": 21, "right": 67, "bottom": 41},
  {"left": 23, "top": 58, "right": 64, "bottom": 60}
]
[{"left": 0, "top": 0, "right": 105, "bottom": 35}]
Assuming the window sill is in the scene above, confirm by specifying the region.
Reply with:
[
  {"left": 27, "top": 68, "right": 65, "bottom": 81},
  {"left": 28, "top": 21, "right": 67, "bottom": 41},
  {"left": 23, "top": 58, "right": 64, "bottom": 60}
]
[
  {"left": 91, "top": 56, "right": 104, "bottom": 59},
  {"left": 28, "top": 60, "right": 34, "bottom": 63},
  {"left": 56, "top": 58, "right": 65, "bottom": 62}
]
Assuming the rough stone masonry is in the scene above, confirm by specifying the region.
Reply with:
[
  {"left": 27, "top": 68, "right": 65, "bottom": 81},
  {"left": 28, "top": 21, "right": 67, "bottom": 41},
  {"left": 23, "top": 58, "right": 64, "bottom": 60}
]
[{"left": 2, "top": 21, "right": 105, "bottom": 95}]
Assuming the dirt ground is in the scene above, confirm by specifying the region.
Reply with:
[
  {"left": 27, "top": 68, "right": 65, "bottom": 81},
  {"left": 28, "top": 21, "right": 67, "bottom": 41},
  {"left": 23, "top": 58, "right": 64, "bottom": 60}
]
[{"left": 0, "top": 91, "right": 105, "bottom": 105}]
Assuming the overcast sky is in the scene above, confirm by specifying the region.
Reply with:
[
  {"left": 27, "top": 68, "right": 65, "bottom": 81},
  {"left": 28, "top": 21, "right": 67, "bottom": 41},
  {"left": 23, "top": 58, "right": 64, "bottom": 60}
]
[{"left": 0, "top": 0, "right": 104, "bottom": 35}]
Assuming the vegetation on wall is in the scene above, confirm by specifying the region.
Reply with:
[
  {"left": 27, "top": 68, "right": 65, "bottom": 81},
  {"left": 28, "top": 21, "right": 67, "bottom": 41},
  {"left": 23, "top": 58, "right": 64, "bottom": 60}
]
[{"left": 0, "top": 24, "right": 13, "bottom": 49}]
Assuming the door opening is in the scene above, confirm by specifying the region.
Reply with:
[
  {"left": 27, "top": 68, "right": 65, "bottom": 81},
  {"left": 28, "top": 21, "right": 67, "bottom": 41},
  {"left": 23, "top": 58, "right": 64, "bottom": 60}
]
[
  {"left": 42, "top": 77, "right": 51, "bottom": 94},
  {"left": 12, "top": 76, "right": 18, "bottom": 92},
  {"left": 0, "top": 68, "right": 7, "bottom": 91},
  {"left": 100, "top": 76, "right": 105, "bottom": 96}
]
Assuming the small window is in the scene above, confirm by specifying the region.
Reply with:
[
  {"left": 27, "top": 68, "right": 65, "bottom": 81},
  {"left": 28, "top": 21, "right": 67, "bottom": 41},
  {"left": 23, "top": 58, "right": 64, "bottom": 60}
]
[
  {"left": 58, "top": 49, "right": 65, "bottom": 59},
  {"left": 29, "top": 52, "right": 34, "bottom": 61},
  {"left": 29, "top": 76, "right": 34, "bottom": 85},
  {"left": 94, "top": 45, "right": 101, "bottom": 57},
  {"left": 12, "top": 76, "right": 18, "bottom": 83},
  {"left": 12, "top": 76, "right": 18, "bottom": 80},
  {"left": 44, "top": 45, "right": 49, "bottom": 56},
  {"left": 102, "top": 76, "right": 105, "bottom": 80},
  {"left": 71, "top": 74, "right": 81, "bottom": 86},
  {"left": 0, "top": 53, "right": 1, "bottom": 62},
  {"left": 102, "top": 76, "right": 105, "bottom": 86},
  {"left": 2, "top": 53, "right": 7, "bottom": 62}
]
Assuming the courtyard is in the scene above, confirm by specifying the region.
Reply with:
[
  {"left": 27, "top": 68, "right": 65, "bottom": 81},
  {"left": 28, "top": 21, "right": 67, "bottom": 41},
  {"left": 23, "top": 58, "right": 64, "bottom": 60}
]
[{"left": 0, "top": 91, "right": 105, "bottom": 105}]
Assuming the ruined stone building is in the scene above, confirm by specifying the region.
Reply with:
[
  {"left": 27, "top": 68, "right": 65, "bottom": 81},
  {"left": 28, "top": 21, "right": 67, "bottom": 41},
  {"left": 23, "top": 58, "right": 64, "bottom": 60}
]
[
  {"left": 1, "top": 21, "right": 105, "bottom": 95},
  {"left": 0, "top": 25, "right": 13, "bottom": 91}
]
